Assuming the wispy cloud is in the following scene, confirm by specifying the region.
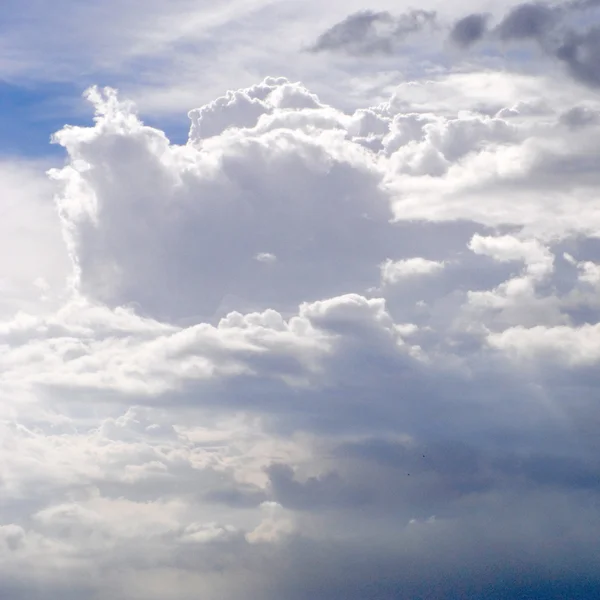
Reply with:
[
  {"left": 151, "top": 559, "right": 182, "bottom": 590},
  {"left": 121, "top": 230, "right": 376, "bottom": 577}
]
[{"left": 307, "top": 9, "right": 437, "bottom": 55}]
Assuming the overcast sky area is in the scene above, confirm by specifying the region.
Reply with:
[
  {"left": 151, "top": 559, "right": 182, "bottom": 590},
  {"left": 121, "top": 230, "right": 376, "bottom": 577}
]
[{"left": 3, "top": 1, "right": 600, "bottom": 598}]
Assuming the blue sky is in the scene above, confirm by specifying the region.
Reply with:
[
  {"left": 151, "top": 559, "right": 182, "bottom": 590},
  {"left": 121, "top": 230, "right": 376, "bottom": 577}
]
[
  {"left": 2, "top": 1, "right": 600, "bottom": 599},
  {"left": 0, "top": 81, "right": 87, "bottom": 156}
]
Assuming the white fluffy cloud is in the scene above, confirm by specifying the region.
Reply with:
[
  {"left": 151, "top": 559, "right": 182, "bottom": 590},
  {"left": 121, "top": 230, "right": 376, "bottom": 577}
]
[
  {"left": 380, "top": 257, "right": 445, "bottom": 284},
  {"left": 49, "top": 82, "right": 398, "bottom": 323},
  {"left": 3, "top": 72, "right": 600, "bottom": 599}
]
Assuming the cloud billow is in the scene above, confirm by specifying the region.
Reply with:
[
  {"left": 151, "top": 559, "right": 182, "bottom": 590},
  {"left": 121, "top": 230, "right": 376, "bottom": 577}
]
[{"left": 2, "top": 73, "right": 600, "bottom": 599}]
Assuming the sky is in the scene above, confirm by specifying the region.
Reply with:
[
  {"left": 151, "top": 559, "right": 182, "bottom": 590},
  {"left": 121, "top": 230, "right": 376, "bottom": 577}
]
[{"left": 2, "top": 1, "right": 600, "bottom": 598}]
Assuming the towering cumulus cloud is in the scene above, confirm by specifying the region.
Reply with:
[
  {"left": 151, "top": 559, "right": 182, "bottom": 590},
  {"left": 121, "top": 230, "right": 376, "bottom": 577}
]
[
  {"left": 50, "top": 80, "right": 395, "bottom": 322},
  {"left": 3, "top": 74, "right": 600, "bottom": 599}
]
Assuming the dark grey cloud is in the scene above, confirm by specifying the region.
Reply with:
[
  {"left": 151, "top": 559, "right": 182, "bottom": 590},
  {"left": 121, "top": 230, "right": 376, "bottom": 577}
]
[
  {"left": 496, "top": 2, "right": 558, "bottom": 41},
  {"left": 258, "top": 432, "right": 600, "bottom": 534},
  {"left": 450, "top": 13, "right": 489, "bottom": 47},
  {"left": 555, "top": 26, "right": 600, "bottom": 86},
  {"left": 570, "top": 0, "right": 600, "bottom": 9},
  {"left": 204, "top": 486, "right": 268, "bottom": 508},
  {"left": 266, "top": 464, "right": 373, "bottom": 510},
  {"left": 448, "top": 0, "right": 600, "bottom": 87},
  {"left": 559, "top": 105, "right": 600, "bottom": 128},
  {"left": 265, "top": 494, "right": 600, "bottom": 600},
  {"left": 308, "top": 9, "right": 437, "bottom": 55},
  {"left": 309, "top": 10, "right": 395, "bottom": 55},
  {"left": 251, "top": 449, "right": 600, "bottom": 600},
  {"left": 310, "top": 2, "right": 600, "bottom": 87},
  {"left": 393, "top": 10, "right": 437, "bottom": 38}
]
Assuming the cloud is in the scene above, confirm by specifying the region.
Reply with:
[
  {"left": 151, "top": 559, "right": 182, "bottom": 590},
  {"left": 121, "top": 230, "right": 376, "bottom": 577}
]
[
  {"left": 4, "top": 74, "right": 600, "bottom": 599},
  {"left": 3, "top": 0, "right": 600, "bottom": 594},
  {"left": 380, "top": 257, "right": 445, "bottom": 284},
  {"left": 450, "top": 1, "right": 600, "bottom": 88},
  {"left": 555, "top": 26, "right": 600, "bottom": 87},
  {"left": 565, "top": 252, "right": 600, "bottom": 286},
  {"left": 488, "top": 321, "right": 600, "bottom": 366},
  {"left": 0, "top": 159, "right": 70, "bottom": 317},
  {"left": 494, "top": 2, "right": 600, "bottom": 88},
  {"left": 308, "top": 9, "right": 437, "bottom": 56},
  {"left": 50, "top": 81, "right": 400, "bottom": 323},
  {"left": 496, "top": 2, "right": 557, "bottom": 41},
  {"left": 449, "top": 13, "right": 489, "bottom": 48},
  {"left": 468, "top": 234, "right": 554, "bottom": 279}
]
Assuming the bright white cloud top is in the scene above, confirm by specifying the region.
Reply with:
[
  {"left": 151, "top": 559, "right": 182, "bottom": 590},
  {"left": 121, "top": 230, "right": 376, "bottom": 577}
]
[{"left": 3, "top": 8, "right": 600, "bottom": 596}]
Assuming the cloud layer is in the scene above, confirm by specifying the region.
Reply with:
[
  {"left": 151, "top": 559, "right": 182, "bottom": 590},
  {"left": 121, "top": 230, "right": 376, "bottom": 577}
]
[
  {"left": 312, "top": 1, "right": 600, "bottom": 90},
  {"left": 3, "top": 72, "right": 600, "bottom": 598}
]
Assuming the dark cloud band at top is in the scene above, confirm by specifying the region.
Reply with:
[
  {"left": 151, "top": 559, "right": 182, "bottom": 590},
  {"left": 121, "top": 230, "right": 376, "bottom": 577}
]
[
  {"left": 309, "top": 2, "right": 600, "bottom": 88},
  {"left": 308, "top": 9, "right": 437, "bottom": 56}
]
